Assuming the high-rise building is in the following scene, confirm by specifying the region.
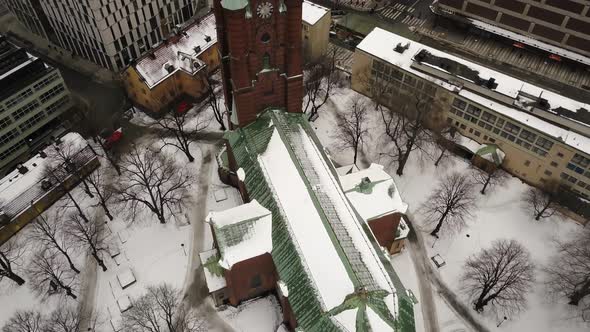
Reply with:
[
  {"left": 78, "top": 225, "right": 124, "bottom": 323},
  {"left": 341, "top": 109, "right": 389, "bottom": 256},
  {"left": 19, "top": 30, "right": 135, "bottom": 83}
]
[
  {"left": 435, "top": 0, "right": 590, "bottom": 61},
  {"left": 0, "top": 36, "right": 73, "bottom": 175},
  {"left": 3, "top": 0, "right": 55, "bottom": 41},
  {"left": 4, "top": 0, "right": 208, "bottom": 72}
]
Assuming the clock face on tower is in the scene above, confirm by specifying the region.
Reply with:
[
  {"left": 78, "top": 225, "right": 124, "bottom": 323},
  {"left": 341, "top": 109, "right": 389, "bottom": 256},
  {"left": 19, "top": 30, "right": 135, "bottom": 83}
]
[{"left": 257, "top": 2, "right": 273, "bottom": 19}]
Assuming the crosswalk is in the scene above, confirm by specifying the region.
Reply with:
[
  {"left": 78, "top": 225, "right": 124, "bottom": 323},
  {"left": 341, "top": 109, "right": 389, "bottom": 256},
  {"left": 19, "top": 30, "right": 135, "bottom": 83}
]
[{"left": 378, "top": 3, "right": 427, "bottom": 27}]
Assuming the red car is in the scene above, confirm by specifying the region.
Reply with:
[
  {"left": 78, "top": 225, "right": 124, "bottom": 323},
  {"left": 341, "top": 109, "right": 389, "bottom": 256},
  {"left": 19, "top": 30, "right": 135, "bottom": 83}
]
[{"left": 101, "top": 128, "right": 123, "bottom": 149}]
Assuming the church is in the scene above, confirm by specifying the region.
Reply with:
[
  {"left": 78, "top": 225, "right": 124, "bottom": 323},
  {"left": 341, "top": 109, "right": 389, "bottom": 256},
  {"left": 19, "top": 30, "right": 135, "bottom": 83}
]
[{"left": 198, "top": 0, "right": 416, "bottom": 331}]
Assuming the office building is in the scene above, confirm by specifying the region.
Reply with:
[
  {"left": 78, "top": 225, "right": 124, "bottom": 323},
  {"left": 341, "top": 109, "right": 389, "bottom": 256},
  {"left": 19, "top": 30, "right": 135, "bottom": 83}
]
[
  {"left": 352, "top": 28, "right": 590, "bottom": 199},
  {"left": 4, "top": 0, "right": 208, "bottom": 72},
  {"left": 302, "top": 0, "right": 330, "bottom": 62},
  {"left": 0, "top": 36, "right": 73, "bottom": 175}
]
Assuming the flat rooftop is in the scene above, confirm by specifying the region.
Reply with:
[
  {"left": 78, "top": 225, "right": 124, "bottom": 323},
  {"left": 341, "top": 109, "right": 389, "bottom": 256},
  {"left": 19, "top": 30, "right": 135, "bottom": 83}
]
[{"left": 357, "top": 28, "right": 590, "bottom": 155}]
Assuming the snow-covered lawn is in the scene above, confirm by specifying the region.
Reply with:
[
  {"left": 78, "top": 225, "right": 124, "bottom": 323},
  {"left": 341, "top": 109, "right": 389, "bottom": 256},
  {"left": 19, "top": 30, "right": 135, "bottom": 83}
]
[
  {"left": 0, "top": 187, "right": 92, "bottom": 327},
  {"left": 314, "top": 86, "right": 590, "bottom": 331}
]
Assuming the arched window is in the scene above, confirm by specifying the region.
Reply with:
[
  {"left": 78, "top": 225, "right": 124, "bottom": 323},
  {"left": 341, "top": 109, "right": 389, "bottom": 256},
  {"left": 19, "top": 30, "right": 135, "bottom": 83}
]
[
  {"left": 262, "top": 53, "right": 271, "bottom": 69},
  {"left": 261, "top": 33, "right": 271, "bottom": 43}
]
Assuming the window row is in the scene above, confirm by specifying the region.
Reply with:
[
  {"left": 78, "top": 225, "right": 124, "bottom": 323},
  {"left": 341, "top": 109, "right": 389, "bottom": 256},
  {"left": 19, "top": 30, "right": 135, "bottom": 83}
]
[
  {"left": 0, "top": 117, "right": 12, "bottom": 130},
  {"left": 12, "top": 100, "right": 40, "bottom": 120},
  {"left": 5, "top": 88, "right": 33, "bottom": 109},
  {"left": 0, "top": 140, "right": 25, "bottom": 161},
  {"left": 33, "top": 72, "right": 60, "bottom": 91},
  {"left": 45, "top": 96, "right": 70, "bottom": 115},
  {"left": 39, "top": 84, "right": 65, "bottom": 104},
  {"left": 450, "top": 97, "right": 554, "bottom": 156},
  {"left": 0, "top": 129, "right": 19, "bottom": 145},
  {"left": 19, "top": 112, "right": 46, "bottom": 131},
  {"left": 571, "top": 153, "right": 590, "bottom": 169}
]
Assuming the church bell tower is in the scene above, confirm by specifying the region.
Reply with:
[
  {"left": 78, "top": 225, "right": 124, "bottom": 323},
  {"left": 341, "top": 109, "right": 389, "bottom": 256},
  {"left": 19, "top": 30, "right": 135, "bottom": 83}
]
[{"left": 213, "top": 0, "right": 303, "bottom": 128}]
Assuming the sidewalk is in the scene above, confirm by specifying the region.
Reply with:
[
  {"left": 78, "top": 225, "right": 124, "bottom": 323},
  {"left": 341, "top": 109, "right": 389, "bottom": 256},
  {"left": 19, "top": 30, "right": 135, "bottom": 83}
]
[{"left": 0, "top": 14, "right": 120, "bottom": 87}]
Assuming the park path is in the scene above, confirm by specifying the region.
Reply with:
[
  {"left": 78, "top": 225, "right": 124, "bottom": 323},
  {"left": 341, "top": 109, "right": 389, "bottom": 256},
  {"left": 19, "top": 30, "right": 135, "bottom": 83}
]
[
  {"left": 406, "top": 212, "right": 490, "bottom": 332},
  {"left": 183, "top": 146, "right": 234, "bottom": 332}
]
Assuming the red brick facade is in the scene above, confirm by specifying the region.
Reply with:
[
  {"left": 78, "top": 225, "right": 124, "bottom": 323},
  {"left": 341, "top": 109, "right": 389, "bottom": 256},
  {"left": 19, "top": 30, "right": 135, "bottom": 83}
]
[
  {"left": 368, "top": 213, "right": 402, "bottom": 253},
  {"left": 224, "top": 253, "right": 278, "bottom": 306},
  {"left": 213, "top": 0, "right": 304, "bottom": 128}
]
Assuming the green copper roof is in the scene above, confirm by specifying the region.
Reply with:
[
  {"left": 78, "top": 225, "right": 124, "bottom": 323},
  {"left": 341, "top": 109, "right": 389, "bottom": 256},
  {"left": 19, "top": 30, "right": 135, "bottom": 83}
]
[
  {"left": 475, "top": 144, "right": 504, "bottom": 166},
  {"left": 223, "top": 109, "right": 415, "bottom": 332},
  {"left": 221, "top": 0, "right": 249, "bottom": 10}
]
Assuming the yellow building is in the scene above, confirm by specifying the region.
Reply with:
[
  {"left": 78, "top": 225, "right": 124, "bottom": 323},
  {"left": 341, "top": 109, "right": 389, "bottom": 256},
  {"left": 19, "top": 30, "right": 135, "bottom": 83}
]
[
  {"left": 302, "top": 1, "right": 331, "bottom": 63},
  {"left": 122, "top": 13, "right": 220, "bottom": 114},
  {"left": 352, "top": 28, "right": 590, "bottom": 200}
]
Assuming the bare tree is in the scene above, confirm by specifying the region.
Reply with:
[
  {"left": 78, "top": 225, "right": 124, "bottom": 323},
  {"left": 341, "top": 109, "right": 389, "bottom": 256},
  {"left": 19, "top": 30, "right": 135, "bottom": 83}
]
[
  {"left": 2, "top": 309, "right": 43, "bottom": 332},
  {"left": 46, "top": 139, "right": 94, "bottom": 199},
  {"left": 27, "top": 251, "right": 77, "bottom": 300},
  {"left": 461, "top": 239, "right": 534, "bottom": 314},
  {"left": 433, "top": 126, "right": 459, "bottom": 167},
  {"left": 204, "top": 75, "right": 226, "bottom": 130},
  {"left": 421, "top": 172, "right": 477, "bottom": 238},
  {"left": 471, "top": 166, "right": 508, "bottom": 195},
  {"left": 116, "top": 146, "right": 193, "bottom": 224},
  {"left": 43, "top": 165, "right": 90, "bottom": 225},
  {"left": 151, "top": 105, "right": 210, "bottom": 163},
  {"left": 122, "top": 283, "right": 205, "bottom": 332},
  {"left": 45, "top": 304, "right": 84, "bottom": 332},
  {"left": 303, "top": 50, "right": 339, "bottom": 120},
  {"left": 28, "top": 211, "right": 80, "bottom": 274},
  {"left": 334, "top": 96, "right": 369, "bottom": 165},
  {"left": 65, "top": 214, "right": 107, "bottom": 272},
  {"left": 0, "top": 238, "right": 26, "bottom": 286},
  {"left": 379, "top": 93, "right": 441, "bottom": 176},
  {"left": 85, "top": 167, "right": 115, "bottom": 221},
  {"left": 545, "top": 228, "right": 590, "bottom": 321},
  {"left": 523, "top": 181, "right": 560, "bottom": 221}
]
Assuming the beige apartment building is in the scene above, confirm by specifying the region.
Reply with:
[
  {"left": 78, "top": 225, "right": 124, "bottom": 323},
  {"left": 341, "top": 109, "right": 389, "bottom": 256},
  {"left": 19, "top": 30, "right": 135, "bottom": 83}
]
[
  {"left": 302, "top": 0, "right": 330, "bottom": 62},
  {"left": 435, "top": 0, "right": 590, "bottom": 61},
  {"left": 352, "top": 28, "right": 590, "bottom": 199}
]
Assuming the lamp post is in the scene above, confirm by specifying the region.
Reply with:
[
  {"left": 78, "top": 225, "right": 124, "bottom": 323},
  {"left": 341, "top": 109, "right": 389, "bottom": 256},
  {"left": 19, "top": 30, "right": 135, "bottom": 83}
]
[
  {"left": 497, "top": 316, "right": 507, "bottom": 327},
  {"left": 181, "top": 243, "right": 186, "bottom": 256},
  {"left": 431, "top": 237, "right": 438, "bottom": 248}
]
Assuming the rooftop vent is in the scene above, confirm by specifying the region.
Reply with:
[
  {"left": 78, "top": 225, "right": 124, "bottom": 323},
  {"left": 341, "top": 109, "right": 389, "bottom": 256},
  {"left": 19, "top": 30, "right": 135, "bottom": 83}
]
[
  {"left": 204, "top": 35, "right": 212, "bottom": 43},
  {"left": 17, "top": 164, "right": 28, "bottom": 174},
  {"left": 485, "top": 77, "right": 496, "bottom": 89},
  {"left": 538, "top": 98, "right": 550, "bottom": 110},
  {"left": 164, "top": 62, "right": 175, "bottom": 73},
  {"left": 394, "top": 42, "right": 410, "bottom": 54},
  {"left": 39, "top": 150, "right": 47, "bottom": 158},
  {"left": 193, "top": 46, "right": 201, "bottom": 54}
]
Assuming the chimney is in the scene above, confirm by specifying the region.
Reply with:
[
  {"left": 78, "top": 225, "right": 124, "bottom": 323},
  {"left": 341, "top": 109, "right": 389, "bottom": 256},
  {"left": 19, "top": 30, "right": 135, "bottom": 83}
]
[{"left": 17, "top": 164, "right": 28, "bottom": 174}]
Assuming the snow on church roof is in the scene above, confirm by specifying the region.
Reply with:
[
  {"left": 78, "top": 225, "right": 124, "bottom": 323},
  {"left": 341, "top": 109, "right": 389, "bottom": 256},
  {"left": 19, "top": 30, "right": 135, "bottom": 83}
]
[
  {"left": 258, "top": 128, "right": 355, "bottom": 309},
  {"left": 356, "top": 28, "right": 590, "bottom": 155},
  {"left": 302, "top": 0, "right": 329, "bottom": 25},
  {"left": 224, "top": 110, "right": 416, "bottom": 331},
  {"left": 340, "top": 163, "right": 408, "bottom": 221},
  {"left": 134, "top": 13, "right": 216, "bottom": 88},
  {"left": 206, "top": 200, "right": 273, "bottom": 269}
]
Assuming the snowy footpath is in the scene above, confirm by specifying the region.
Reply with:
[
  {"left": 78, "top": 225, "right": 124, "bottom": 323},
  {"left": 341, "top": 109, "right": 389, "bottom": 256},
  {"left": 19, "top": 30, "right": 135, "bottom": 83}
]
[{"left": 312, "top": 86, "right": 590, "bottom": 332}]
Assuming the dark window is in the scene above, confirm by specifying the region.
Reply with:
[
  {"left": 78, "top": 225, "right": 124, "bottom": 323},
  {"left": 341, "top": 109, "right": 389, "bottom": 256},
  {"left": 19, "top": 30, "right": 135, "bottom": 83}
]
[{"left": 261, "top": 33, "right": 271, "bottom": 43}]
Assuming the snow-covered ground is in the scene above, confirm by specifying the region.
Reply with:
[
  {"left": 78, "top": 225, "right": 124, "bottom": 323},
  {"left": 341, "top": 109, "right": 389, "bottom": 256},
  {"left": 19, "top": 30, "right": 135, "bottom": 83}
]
[
  {"left": 313, "top": 85, "right": 590, "bottom": 332},
  {"left": 0, "top": 187, "right": 92, "bottom": 327},
  {"left": 218, "top": 296, "right": 284, "bottom": 332}
]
